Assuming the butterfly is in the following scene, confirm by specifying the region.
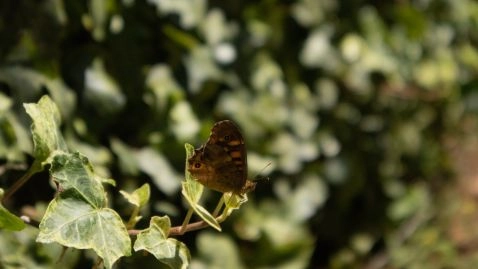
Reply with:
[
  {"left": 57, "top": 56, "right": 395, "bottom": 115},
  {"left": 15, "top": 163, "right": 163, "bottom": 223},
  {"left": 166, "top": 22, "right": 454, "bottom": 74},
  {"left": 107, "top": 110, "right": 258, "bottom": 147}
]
[{"left": 187, "top": 120, "right": 256, "bottom": 195}]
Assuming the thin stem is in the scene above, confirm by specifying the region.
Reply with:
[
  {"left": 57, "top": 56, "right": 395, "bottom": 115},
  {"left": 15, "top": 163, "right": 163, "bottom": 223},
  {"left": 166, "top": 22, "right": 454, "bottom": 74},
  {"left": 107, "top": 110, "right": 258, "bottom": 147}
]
[
  {"left": 3, "top": 161, "right": 42, "bottom": 202},
  {"left": 128, "top": 213, "right": 229, "bottom": 237},
  {"left": 178, "top": 208, "right": 194, "bottom": 235},
  {"left": 126, "top": 206, "right": 140, "bottom": 229},
  {"left": 212, "top": 195, "right": 225, "bottom": 217},
  {"left": 169, "top": 220, "right": 212, "bottom": 236}
]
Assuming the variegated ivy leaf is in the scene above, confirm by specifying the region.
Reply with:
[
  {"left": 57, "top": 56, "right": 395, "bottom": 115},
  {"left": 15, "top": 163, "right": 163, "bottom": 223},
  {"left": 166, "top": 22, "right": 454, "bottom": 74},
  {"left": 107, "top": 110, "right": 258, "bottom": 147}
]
[{"left": 133, "top": 216, "right": 190, "bottom": 269}]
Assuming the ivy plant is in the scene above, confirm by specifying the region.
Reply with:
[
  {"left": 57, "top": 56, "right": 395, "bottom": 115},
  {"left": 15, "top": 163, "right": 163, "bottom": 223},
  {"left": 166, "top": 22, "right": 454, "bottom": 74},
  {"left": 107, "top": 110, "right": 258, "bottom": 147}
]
[{"left": 0, "top": 95, "right": 249, "bottom": 269}]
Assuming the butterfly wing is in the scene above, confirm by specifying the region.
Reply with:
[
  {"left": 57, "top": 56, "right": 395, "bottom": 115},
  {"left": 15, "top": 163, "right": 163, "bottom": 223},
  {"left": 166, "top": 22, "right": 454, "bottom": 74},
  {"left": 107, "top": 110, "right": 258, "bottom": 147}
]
[{"left": 187, "top": 120, "right": 248, "bottom": 194}]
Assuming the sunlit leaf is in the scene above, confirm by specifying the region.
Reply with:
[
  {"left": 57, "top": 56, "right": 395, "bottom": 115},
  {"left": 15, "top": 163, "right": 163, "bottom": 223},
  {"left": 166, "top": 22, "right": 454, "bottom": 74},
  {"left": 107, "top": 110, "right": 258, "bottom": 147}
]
[
  {"left": 84, "top": 58, "right": 125, "bottom": 116},
  {"left": 135, "top": 148, "right": 181, "bottom": 196},
  {"left": 133, "top": 216, "right": 190, "bottom": 269},
  {"left": 37, "top": 198, "right": 131, "bottom": 269},
  {"left": 220, "top": 193, "right": 248, "bottom": 218},
  {"left": 144, "top": 64, "right": 184, "bottom": 112},
  {"left": 110, "top": 137, "right": 140, "bottom": 175},
  {"left": 50, "top": 152, "right": 107, "bottom": 208},
  {"left": 195, "top": 232, "right": 244, "bottom": 269},
  {"left": 44, "top": 78, "right": 76, "bottom": 120},
  {"left": 0, "top": 226, "right": 80, "bottom": 268},
  {"left": 24, "top": 95, "right": 68, "bottom": 162},
  {"left": 120, "top": 183, "right": 150, "bottom": 208},
  {"left": 38, "top": 152, "right": 131, "bottom": 268},
  {"left": 148, "top": 0, "right": 206, "bottom": 29},
  {"left": 276, "top": 175, "right": 328, "bottom": 222},
  {"left": 0, "top": 93, "right": 30, "bottom": 162},
  {"left": 200, "top": 8, "right": 237, "bottom": 45},
  {"left": 185, "top": 46, "right": 222, "bottom": 93},
  {"left": 169, "top": 101, "right": 200, "bottom": 141},
  {"left": 0, "top": 66, "right": 46, "bottom": 98},
  {"left": 0, "top": 189, "right": 26, "bottom": 231}
]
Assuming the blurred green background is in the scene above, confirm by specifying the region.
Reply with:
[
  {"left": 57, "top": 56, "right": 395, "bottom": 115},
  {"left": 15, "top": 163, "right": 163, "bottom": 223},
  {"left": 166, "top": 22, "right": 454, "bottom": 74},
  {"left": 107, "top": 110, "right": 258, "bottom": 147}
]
[{"left": 1, "top": 0, "right": 478, "bottom": 268}]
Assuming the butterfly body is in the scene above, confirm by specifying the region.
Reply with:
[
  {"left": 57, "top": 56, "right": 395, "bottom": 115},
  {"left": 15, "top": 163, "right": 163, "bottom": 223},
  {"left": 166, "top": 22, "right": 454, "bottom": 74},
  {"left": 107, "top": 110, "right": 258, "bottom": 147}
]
[{"left": 187, "top": 120, "right": 256, "bottom": 195}]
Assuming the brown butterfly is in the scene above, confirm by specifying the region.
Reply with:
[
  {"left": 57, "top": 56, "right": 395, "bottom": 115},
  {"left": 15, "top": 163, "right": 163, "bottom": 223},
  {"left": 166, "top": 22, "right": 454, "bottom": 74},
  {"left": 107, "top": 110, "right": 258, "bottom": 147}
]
[{"left": 187, "top": 120, "right": 256, "bottom": 195}]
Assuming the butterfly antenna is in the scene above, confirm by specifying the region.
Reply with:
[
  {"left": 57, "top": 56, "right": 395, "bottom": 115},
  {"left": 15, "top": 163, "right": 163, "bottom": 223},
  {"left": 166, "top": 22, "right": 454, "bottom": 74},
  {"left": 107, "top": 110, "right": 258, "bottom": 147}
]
[{"left": 252, "top": 162, "right": 272, "bottom": 182}]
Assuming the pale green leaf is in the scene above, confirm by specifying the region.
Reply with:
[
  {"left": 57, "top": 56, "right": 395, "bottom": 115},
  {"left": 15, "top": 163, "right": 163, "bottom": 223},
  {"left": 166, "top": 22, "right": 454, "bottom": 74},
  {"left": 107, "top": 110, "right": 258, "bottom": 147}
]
[
  {"left": 148, "top": 0, "right": 206, "bottom": 29},
  {"left": 195, "top": 232, "right": 245, "bottom": 269},
  {"left": 39, "top": 152, "right": 130, "bottom": 268},
  {"left": 133, "top": 216, "right": 190, "bottom": 269},
  {"left": 181, "top": 181, "right": 221, "bottom": 232},
  {"left": 135, "top": 148, "right": 181, "bottom": 196},
  {"left": 169, "top": 101, "right": 200, "bottom": 141},
  {"left": 120, "top": 183, "right": 150, "bottom": 208},
  {"left": 37, "top": 197, "right": 131, "bottom": 269},
  {"left": 23, "top": 95, "right": 68, "bottom": 162},
  {"left": 0, "top": 225, "right": 80, "bottom": 268},
  {"left": 185, "top": 46, "right": 222, "bottom": 93},
  {"left": 84, "top": 59, "right": 126, "bottom": 115},
  {"left": 0, "top": 66, "right": 46, "bottom": 97},
  {"left": 0, "top": 189, "right": 26, "bottom": 231},
  {"left": 50, "top": 152, "right": 106, "bottom": 208},
  {"left": 0, "top": 99, "right": 31, "bottom": 162},
  {"left": 144, "top": 64, "right": 184, "bottom": 113},
  {"left": 45, "top": 78, "right": 77, "bottom": 120},
  {"left": 66, "top": 133, "right": 113, "bottom": 173},
  {"left": 221, "top": 193, "right": 248, "bottom": 218},
  {"left": 275, "top": 175, "right": 328, "bottom": 222},
  {"left": 110, "top": 137, "right": 140, "bottom": 175}
]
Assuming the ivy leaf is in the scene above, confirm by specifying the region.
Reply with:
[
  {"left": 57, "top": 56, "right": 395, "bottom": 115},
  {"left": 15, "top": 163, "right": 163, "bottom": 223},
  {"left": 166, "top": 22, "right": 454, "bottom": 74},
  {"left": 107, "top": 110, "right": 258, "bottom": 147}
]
[
  {"left": 221, "top": 192, "right": 247, "bottom": 218},
  {"left": 135, "top": 148, "right": 181, "bottom": 196},
  {"left": 134, "top": 216, "right": 190, "bottom": 269},
  {"left": 0, "top": 188, "right": 26, "bottom": 231},
  {"left": 50, "top": 152, "right": 107, "bottom": 208},
  {"left": 181, "top": 143, "right": 221, "bottom": 231},
  {"left": 37, "top": 152, "right": 131, "bottom": 269},
  {"left": 120, "top": 183, "right": 151, "bottom": 208},
  {"left": 110, "top": 137, "right": 140, "bottom": 175},
  {"left": 23, "top": 95, "right": 68, "bottom": 162},
  {"left": 37, "top": 198, "right": 131, "bottom": 268}
]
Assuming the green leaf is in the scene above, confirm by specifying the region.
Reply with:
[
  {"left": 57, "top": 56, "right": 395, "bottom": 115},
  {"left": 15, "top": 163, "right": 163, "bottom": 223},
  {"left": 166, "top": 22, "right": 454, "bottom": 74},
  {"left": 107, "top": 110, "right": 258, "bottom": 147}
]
[
  {"left": 50, "top": 152, "right": 107, "bottom": 208},
  {"left": 110, "top": 137, "right": 140, "bottom": 175},
  {"left": 120, "top": 183, "right": 151, "bottom": 208},
  {"left": 181, "top": 143, "right": 221, "bottom": 231},
  {"left": 23, "top": 95, "right": 68, "bottom": 162},
  {"left": 84, "top": 58, "right": 125, "bottom": 115},
  {"left": 0, "top": 92, "right": 30, "bottom": 162},
  {"left": 135, "top": 148, "right": 181, "bottom": 196},
  {"left": 220, "top": 193, "right": 248, "bottom": 218},
  {"left": 0, "top": 189, "right": 26, "bottom": 231},
  {"left": 134, "top": 216, "right": 190, "bottom": 269},
  {"left": 37, "top": 198, "right": 131, "bottom": 269},
  {"left": 0, "top": 225, "right": 81, "bottom": 268},
  {"left": 195, "top": 232, "right": 244, "bottom": 269},
  {"left": 38, "top": 152, "right": 131, "bottom": 268}
]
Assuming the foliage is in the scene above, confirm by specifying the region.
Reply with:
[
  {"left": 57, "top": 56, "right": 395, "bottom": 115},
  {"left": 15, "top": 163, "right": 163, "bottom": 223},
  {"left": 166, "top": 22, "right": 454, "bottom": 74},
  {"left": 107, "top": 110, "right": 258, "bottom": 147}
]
[{"left": 1, "top": 0, "right": 478, "bottom": 268}]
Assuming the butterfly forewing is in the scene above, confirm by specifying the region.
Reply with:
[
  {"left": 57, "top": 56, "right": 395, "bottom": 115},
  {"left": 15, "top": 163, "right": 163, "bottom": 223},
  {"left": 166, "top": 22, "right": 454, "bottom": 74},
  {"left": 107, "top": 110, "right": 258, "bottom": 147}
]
[
  {"left": 187, "top": 120, "right": 252, "bottom": 194},
  {"left": 210, "top": 120, "right": 247, "bottom": 182}
]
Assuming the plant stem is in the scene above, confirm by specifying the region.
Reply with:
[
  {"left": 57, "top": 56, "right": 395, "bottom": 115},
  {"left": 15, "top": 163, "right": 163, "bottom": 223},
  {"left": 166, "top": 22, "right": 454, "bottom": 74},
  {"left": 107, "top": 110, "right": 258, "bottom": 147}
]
[
  {"left": 212, "top": 195, "right": 225, "bottom": 217},
  {"left": 3, "top": 160, "right": 42, "bottom": 202},
  {"left": 178, "top": 208, "right": 194, "bottom": 235}
]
